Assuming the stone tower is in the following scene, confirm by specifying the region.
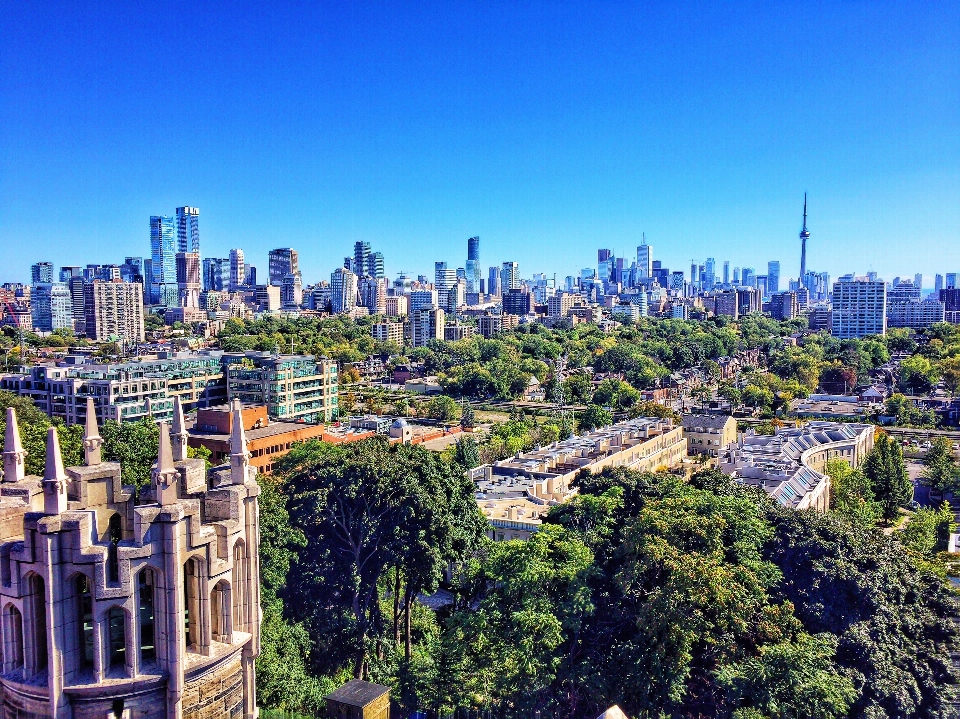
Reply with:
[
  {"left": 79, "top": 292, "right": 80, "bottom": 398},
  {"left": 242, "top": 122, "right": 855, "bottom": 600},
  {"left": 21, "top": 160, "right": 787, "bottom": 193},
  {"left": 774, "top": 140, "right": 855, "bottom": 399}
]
[{"left": 0, "top": 397, "right": 261, "bottom": 719}]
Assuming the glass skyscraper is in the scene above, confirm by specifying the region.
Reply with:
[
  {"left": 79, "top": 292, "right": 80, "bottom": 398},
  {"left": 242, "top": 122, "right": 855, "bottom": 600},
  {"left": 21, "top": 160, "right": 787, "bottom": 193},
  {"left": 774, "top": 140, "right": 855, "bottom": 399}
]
[
  {"left": 465, "top": 236, "right": 480, "bottom": 294},
  {"left": 176, "top": 206, "right": 200, "bottom": 254},
  {"left": 150, "top": 216, "right": 179, "bottom": 307}
]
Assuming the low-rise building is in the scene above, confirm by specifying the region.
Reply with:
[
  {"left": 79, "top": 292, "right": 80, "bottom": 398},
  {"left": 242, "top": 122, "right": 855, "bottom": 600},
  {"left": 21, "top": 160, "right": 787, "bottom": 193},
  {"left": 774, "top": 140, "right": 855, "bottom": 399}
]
[
  {"left": 225, "top": 352, "right": 339, "bottom": 422},
  {"left": 471, "top": 417, "right": 686, "bottom": 540},
  {"left": 682, "top": 414, "right": 737, "bottom": 457},
  {"left": 717, "top": 421, "right": 875, "bottom": 510}
]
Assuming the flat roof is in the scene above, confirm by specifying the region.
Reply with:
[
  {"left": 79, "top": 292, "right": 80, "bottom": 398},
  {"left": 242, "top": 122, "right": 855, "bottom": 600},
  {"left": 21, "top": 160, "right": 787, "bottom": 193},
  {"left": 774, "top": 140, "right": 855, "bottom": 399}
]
[{"left": 324, "top": 679, "right": 390, "bottom": 707}]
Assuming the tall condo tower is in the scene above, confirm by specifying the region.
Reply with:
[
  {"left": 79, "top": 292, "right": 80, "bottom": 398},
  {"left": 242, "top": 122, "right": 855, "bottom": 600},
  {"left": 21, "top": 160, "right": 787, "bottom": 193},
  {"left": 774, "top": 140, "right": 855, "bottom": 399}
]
[
  {"left": 799, "top": 194, "right": 810, "bottom": 281},
  {"left": 466, "top": 236, "right": 481, "bottom": 294},
  {"left": 176, "top": 206, "right": 200, "bottom": 254}
]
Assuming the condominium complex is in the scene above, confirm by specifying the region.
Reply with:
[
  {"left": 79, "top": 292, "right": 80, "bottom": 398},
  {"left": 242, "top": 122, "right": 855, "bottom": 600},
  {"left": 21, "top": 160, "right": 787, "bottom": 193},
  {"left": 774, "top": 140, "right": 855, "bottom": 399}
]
[
  {"left": 718, "top": 421, "right": 875, "bottom": 510},
  {"left": 831, "top": 277, "right": 886, "bottom": 338},
  {"left": 225, "top": 353, "right": 339, "bottom": 422},
  {"left": 83, "top": 281, "right": 145, "bottom": 343},
  {"left": 409, "top": 308, "right": 445, "bottom": 347},
  {"left": 470, "top": 417, "right": 686, "bottom": 541},
  {"left": 371, "top": 321, "right": 405, "bottom": 345}
]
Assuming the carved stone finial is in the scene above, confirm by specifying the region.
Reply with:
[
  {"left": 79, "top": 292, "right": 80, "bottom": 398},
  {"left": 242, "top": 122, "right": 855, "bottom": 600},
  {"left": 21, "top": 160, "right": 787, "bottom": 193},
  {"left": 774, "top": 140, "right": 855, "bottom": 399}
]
[{"left": 3, "top": 407, "right": 26, "bottom": 483}]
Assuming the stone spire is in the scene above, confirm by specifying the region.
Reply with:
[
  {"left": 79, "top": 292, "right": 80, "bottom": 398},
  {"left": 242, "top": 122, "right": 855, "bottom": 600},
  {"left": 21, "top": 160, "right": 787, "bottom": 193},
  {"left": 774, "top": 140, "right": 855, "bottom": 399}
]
[
  {"left": 43, "top": 426, "right": 68, "bottom": 514},
  {"left": 83, "top": 397, "right": 103, "bottom": 466},
  {"left": 230, "top": 399, "right": 251, "bottom": 485},
  {"left": 3, "top": 407, "right": 26, "bottom": 483},
  {"left": 171, "top": 395, "right": 188, "bottom": 462},
  {"left": 152, "top": 422, "right": 179, "bottom": 505}
]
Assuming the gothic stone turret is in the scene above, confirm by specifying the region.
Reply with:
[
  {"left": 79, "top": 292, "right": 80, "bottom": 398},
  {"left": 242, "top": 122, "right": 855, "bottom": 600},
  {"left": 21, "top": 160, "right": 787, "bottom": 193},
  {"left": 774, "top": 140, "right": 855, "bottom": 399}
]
[{"left": 0, "top": 406, "right": 261, "bottom": 719}]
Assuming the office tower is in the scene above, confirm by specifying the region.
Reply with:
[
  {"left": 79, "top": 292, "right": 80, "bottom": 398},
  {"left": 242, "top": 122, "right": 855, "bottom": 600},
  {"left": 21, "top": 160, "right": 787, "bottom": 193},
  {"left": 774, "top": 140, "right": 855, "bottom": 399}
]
[
  {"left": 31, "top": 262, "right": 54, "bottom": 284},
  {"left": 866, "top": 271, "right": 878, "bottom": 282},
  {"left": 736, "top": 288, "right": 763, "bottom": 315},
  {"left": 410, "top": 289, "right": 439, "bottom": 312},
  {"left": 120, "top": 257, "right": 144, "bottom": 284},
  {"left": 935, "top": 274, "right": 944, "bottom": 293},
  {"left": 947, "top": 274, "right": 957, "bottom": 290},
  {"left": 465, "top": 236, "right": 481, "bottom": 294},
  {"left": 30, "top": 282, "right": 72, "bottom": 332},
  {"left": 715, "top": 291, "right": 739, "bottom": 319},
  {"left": 330, "top": 267, "right": 358, "bottom": 314},
  {"left": 670, "top": 271, "right": 685, "bottom": 291},
  {"left": 410, "top": 307, "right": 445, "bottom": 347},
  {"left": 59, "top": 266, "right": 82, "bottom": 282},
  {"left": 741, "top": 268, "right": 756, "bottom": 287},
  {"left": 502, "top": 288, "right": 534, "bottom": 316},
  {"left": 176, "top": 252, "right": 201, "bottom": 308},
  {"left": 353, "top": 241, "right": 372, "bottom": 277},
  {"left": 733, "top": 267, "right": 741, "bottom": 285},
  {"left": 488, "top": 267, "right": 503, "bottom": 296},
  {"left": 722, "top": 261, "right": 730, "bottom": 286},
  {"left": 767, "top": 261, "right": 780, "bottom": 294},
  {"left": 244, "top": 265, "right": 257, "bottom": 287},
  {"left": 914, "top": 274, "right": 923, "bottom": 292},
  {"left": 359, "top": 277, "right": 386, "bottom": 314},
  {"left": 598, "top": 250, "right": 614, "bottom": 283},
  {"left": 689, "top": 261, "right": 698, "bottom": 288},
  {"left": 229, "top": 249, "right": 245, "bottom": 291},
  {"left": 832, "top": 277, "right": 886, "bottom": 338},
  {"left": 637, "top": 237, "right": 653, "bottom": 279},
  {"left": 268, "top": 248, "right": 299, "bottom": 285},
  {"left": 456, "top": 267, "right": 466, "bottom": 281},
  {"left": 770, "top": 292, "right": 798, "bottom": 320},
  {"left": 83, "top": 280, "right": 145, "bottom": 342},
  {"left": 501, "top": 261, "right": 520, "bottom": 291},
  {"left": 434, "top": 261, "right": 456, "bottom": 303},
  {"left": 281, "top": 272, "right": 304, "bottom": 309},
  {"left": 704, "top": 258, "right": 716, "bottom": 291},
  {"left": 202, "top": 258, "right": 226, "bottom": 291},
  {"left": 66, "top": 276, "right": 86, "bottom": 334},
  {"left": 150, "top": 216, "right": 179, "bottom": 307},
  {"left": 799, "top": 193, "right": 809, "bottom": 280},
  {"left": 445, "top": 278, "right": 467, "bottom": 313},
  {"left": 176, "top": 206, "right": 200, "bottom": 254}
]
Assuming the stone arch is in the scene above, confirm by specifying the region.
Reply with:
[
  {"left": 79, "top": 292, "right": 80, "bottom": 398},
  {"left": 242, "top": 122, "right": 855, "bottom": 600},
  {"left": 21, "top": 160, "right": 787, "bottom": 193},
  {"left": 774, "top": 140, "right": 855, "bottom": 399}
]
[
  {"left": 210, "top": 579, "right": 232, "bottom": 643},
  {"left": 23, "top": 573, "right": 47, "bottom": 677},
  {"left": 183, "top": 556, "right": 206, "bottom": 652},
  {"left": 232, "top": 538, "right": 248, "bottom": 633},
  {"left": 2, "top": 603, "right": 23, "bottom": 674},
  {"left": 106, "top": 605, "right": 130, "bottom": 675},
  {"left": 63, "top": 571, "right": 94, "bottom": 681}
]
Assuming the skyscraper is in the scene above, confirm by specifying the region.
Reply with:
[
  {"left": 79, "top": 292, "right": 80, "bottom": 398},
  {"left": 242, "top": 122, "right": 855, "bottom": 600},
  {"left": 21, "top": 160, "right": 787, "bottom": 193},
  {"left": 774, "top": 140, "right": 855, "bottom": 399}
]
[
  {"left": 331, "top": 267, "right": 358, "bottom": 314},
  {"left": 637, "top": 237, "right": 653, "bottom": 279},
  {"left": 799, "top": 194, "right": 810, "bottom": 281},
  {"left": 501, "top": 262, "right": 520, "bottom": 291},
  {"left": 150, "top": 216, "right": 179, "bottom": 307},
  {"left": 369, "top": 251, "right": 385, "bottom": 279},
  {"left": 767, "top": 261, "right": 780, "bottom": 294},
  {"left": 465, "top": 236, "right": 481, "bottom": 294},
  {"left": 30, "top": 282, "right": 72, "bottom": 331},
  {"left": 488, "top": 267, "right": 502, "bottom": 297},
  {"left": 723, "top": 261, "right": 730, "bottom": 286},
  {"left": 268, "top": 248, "right": 300, "bottom": 286},
  {"left": 83, "top": 280, "right": 145, "bottom": 342},
  {"left": 832, "top": 277, "right": 886, "bottom": 338},
  {"left": 354, "top": 242, "right": 371, "bottom": 277},
  {"left": 176, "top": 206, "right": 200, "bottom": 254},
  {"left": 31, "top": 262, "right": 54, "bottom": 284},
  {"left": 176, "top": 252, "right": 201, "bottom": 308},
  {"left": 229, "top": 249, "right": 245, "bottom": 292},
  {"left": 704, "top": 258, "right": 716, "bottom": 291}
]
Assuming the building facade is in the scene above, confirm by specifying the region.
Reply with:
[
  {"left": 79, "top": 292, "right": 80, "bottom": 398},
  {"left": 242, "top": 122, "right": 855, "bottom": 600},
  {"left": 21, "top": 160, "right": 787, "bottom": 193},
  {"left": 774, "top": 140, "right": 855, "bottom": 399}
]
[
  {"left": 831, "top": 278, "right": 886, "bottom": 338},
  {"left": 225, "top": 353, "right": 339, "bottom": 422},
  {"left": 175, "top": 206, "right": 200, "bottom": 254},
  {"left": 83, "top": 282, "right": 145, "bottom": 344},
  {"left": 149, "top": 216, "right": 178, "bottom": 307},
  {"left": 0, "top": 398, "right": 260, "bottom": 718},
  {"left": 409, "top": 308, "right": 445, "bottom": 348},
  {"left": 268, "top": 249, "right": 299, "bottom": 287},
  {"left": 31, "top": 283, "right": 73, "bottom": 333}
]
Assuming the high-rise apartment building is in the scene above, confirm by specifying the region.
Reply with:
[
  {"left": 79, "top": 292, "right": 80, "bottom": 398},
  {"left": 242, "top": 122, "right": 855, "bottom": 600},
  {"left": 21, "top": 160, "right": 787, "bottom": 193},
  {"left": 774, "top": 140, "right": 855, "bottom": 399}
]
[
  {"left": 30, "top": 282, "right": 73, "bottom": 332},
  {"left": 410, "top": 308, "right": 445, "bottom": 347},
  {"left": 59, "top": 266, "right": 82, "bottom": 282},
  {"left": 176, "top": 206, "right": 200, "bottom": 254},
  {"left": 466, "top": 236, "right": 481, "bottom": 294},
  {"left": 176, "top": 252, "right": 201, "bottom": 308},
  {"left": 281, "top": 272, "right": 303, "bottom": 309},
  {"left": 410, "top": 290, "right": 438, "bottom": 312},
  {"left": 488, "top": 267, "right": 503, "bottom": 297},
  {"left": 83, "top": 281, "right": 145, "bottom": 342},
  {"left": 637, "top": 239, "right": 653, "bottom": 279},
  {"left": 722, "top": 261, "right": 730, "bottom": 286},
  {"left": 359, "top": 277, "right": 387, "bottom": 314},
  {"left": 947, "top": 273, "right": 957, "bottom": 290},
  {"left": 202, "top": 257, "right": 228, "bottom": 291},
  {"left": 330, "top": 267, "right": 358, "bottom": 314},
  {"left": 120, "top": 257, "right": 144, "bottom": 284},
  {"left": 149, "top": 216, "right": 178, "bottom": 306},
  {"left": 831, "top": 277, "right": 886, "bottom": 338},
  {"left": 435, "top": 262, "right": 456, "bottom": 293},
  {"left": 268, "top": 248, "right": 299, "bottom": 286},
  {"left": 935, "top": 274, "right": 944, "bottom": 293},
  {"left": 229, "top": 249, "right": 245, "bottom": 292},
  {"left": 770, "top": 291, "right": 798, "bottom": 320},
  {"left": 384, "top": 295, "right": 409, "bottom": 317},
  {"left": 767, "top": 261, "right": 780, "bottom": 295},
  {"left": 501, "top": 262, "right": 520, "bottom": 291},
  {"left": 369, "top": 251, "right": 385, "bottom": 279},
  {"left": 354, "top": 241, "right": 371, "bottom": 277},
  {"left": 31, "top": 262, "right": 54, "bottom": 284}
]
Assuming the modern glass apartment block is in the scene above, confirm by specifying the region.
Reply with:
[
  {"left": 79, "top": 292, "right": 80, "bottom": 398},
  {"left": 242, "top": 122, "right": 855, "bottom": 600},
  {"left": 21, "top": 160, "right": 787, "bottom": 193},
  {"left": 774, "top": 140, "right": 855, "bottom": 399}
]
[
  {"left": 225, "top": 353, "right": 338, "bottom": 422},
  {"left": 149, "top": 216, "right": 178, "bottom": 306},
  {"left": 176, "top": 205, "right": 200, "bottom": 253}
]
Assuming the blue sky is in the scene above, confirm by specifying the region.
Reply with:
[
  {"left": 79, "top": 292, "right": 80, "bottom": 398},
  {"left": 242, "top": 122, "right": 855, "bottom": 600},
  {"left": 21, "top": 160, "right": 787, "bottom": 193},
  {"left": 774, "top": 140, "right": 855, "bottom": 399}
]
[{"left": 1, "top": 1, "right": 958, "bottom": 286}]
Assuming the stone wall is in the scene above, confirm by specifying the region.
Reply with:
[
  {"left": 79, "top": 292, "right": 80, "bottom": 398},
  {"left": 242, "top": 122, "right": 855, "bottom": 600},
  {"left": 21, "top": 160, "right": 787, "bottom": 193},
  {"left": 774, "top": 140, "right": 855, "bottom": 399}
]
[{"left": 183, "top": 654, "right": 244, "bottom": 719}]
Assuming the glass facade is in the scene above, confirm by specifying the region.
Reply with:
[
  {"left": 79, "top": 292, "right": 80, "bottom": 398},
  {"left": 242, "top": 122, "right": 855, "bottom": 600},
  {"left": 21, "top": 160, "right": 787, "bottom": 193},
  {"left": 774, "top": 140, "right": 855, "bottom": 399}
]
[{"left": 150, "top": 216, "right": 178, "bottom": 307}]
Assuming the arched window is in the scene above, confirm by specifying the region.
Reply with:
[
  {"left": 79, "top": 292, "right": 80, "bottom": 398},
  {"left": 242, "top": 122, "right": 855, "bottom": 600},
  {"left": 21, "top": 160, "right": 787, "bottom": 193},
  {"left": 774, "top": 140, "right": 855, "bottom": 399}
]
[
  {"left": 183, "top": 558, "right": 201, "bottom": 651},
  {"left": 137, "top": 570, "right": 156, "bottom": 666},
  {"left": 2, "top": 605, "right": 23, "bottom": 674},
  {"left": 107, "top": 607, "right": 126, "bottom": 671},
  {"left": 76, "top": 574, "right": 93, "bottom": 669},
  {"left": 210, "top": 580, "right": 231, "bottom": 644},
  {"left": 232, "top": 540, "right": 247, "bottom": 633},
  {"left": 25, "top": 574, "right": 47, "bottom": 676},
  {"left": 107, "top": 514, "right": 122, "bottom": 584}
]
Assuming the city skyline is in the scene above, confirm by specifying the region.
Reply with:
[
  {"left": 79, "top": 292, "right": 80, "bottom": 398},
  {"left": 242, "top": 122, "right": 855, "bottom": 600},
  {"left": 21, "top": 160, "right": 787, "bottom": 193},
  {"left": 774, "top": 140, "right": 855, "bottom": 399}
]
[{"left": 2, "top": 3, "right": 958, "bottom": 283}]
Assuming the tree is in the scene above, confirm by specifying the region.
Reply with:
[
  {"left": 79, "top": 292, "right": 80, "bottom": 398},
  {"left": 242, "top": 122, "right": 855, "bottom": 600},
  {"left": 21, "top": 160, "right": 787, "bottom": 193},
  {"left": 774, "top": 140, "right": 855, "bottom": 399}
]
[
  {"left": 921, "top": 437, "right": 960, "bottom": 493},
  {"left": 825, "top": 459, "right": 880, "bottom": 529},
  {"left": 425, "top": 395, "right": 461, "bottom": 422},
  {"left": 460, "top": 403, "right": 476, "bottom": 430},
  {"left": 563, "top": 373, "right": 593, "bottom": 404},
  {"left": 579, "top": 405, "right": 612, "bottom": 431},
  {"left": 862, "top": 433, "right": 912, "bottom": 522},
  {"left": 899, "top": 502, "right": 955, "bottom": 558},
  {"left": 899, "top": 354, "right": 941, "bottom": 393},
  {"left": 452, "top": 436, "right": 481, "bottom": 469},
  {"left": 100, "top": 418, "right": 160, "bottom": 487}
]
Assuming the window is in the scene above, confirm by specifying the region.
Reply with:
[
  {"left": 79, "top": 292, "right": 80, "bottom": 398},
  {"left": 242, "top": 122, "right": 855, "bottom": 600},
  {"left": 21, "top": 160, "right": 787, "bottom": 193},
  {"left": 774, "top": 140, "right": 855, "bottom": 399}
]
[
  {"left": 138, "top": 571, "right": 156, "bottom": 665},
  {"left": 76, "top": 575, "right": 93, "bottom": 669},
  {"left": 2, "top": 605, "right": 23, "bottom": 673},
  {"left": 26, "top": 574, "right": 47, "bottom": 676},
  {"left": 108, "top": 607, "right": 126, "bottom": 670},
  {"left": 211, "top": 580, "right": 231, "bottom": 643},
  {"left": 183, "top": 558, "right": 202, "bottom": 651},
  {"left": 232, "top": 541, "right": 247, "bottom": 633},
  {"left": 107, "top": 514, "right": 122, "bottom": 584}
]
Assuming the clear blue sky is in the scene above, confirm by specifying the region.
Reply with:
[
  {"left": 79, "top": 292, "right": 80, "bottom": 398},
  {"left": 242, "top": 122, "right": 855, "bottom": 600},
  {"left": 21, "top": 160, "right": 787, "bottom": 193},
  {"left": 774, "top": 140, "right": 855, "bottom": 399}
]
[{"left": 2, "top": 1, "right": 958, "bottom": 286}]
